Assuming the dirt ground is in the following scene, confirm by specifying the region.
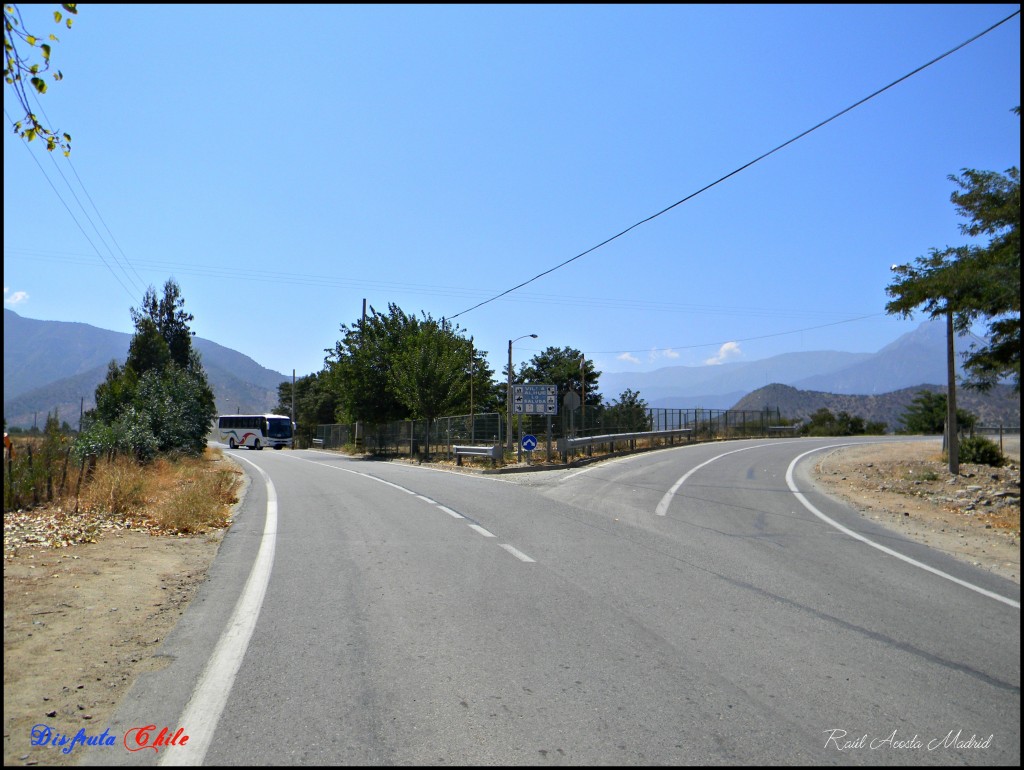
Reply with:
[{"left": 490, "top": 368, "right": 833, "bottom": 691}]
[
  {"left": 812, "top": 438, "right": 1019, "bottom": 583},
  {"left": 3, "top": 439, "right": 1020, "bottom": 766}
]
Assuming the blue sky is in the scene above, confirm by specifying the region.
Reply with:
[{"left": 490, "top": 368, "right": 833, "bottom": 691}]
[{"left": 4, "top": 4, "right": 1020, "bottom": 388}]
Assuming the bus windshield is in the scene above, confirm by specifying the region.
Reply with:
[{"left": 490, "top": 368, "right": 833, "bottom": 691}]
[{"left": 266, "top": 417, "right": 292, "bottom": 439}]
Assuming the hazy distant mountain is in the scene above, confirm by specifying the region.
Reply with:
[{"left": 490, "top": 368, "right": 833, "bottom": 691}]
[
  {"left": 599, "top": 319, "right": 972, "bottom": 408},
  {"left": 600, "top": 350, "right": 871, "bottom": 407},
  {"left": 733, "top": 383, "right": 1020, "bottom": 430},
  {"left": 3, "top": 309, "right": 288, "bottom": 429},
  {"left": 792, "top": 320, "right": 961, "bottom": 394},
  {"left": 3, "top": 310, "right": 128, "bottom": 400}
]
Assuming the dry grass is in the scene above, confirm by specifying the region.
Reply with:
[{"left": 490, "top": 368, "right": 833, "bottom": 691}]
[
  {"left": 4, "top": 447, "right": 242, "bottom": 554},
  {"left": 76, "top": 455, "right": 151, "bottom": 515},
  {"left": 147, "top": 450, "right": 240, "bottom": 533}
]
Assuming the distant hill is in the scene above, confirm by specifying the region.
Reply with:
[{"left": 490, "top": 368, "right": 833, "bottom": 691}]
[
  {"left": 3, "top": 309, "right": 289, "bottom": 429},
  {"left": 599, "top": 319, "right": 978, "bottom": 408},
  {"left": 733, "top": 383, "right": 1020, "bottom": 431},
  {"left": 601, "top": 350, "right": 873, "bottom": 408}
]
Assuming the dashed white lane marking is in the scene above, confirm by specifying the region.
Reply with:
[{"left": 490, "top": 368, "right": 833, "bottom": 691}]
[
  {"left": 436, "top": 505, "right": 464, "bottom": 519},
  {"left": 277, "top": 453, "right": 530, "bottom": 558},
  {"left": 786, "top": 445, "right": 1020, "bottom": 610},
  {"left": 499, "top": 544, "right": 536, "bottom": 562},
  {"left": 167, "top": 452, "right": 278, "bottom": 765}
]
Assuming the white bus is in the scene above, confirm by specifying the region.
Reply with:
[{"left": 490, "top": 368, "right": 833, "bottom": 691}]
[{"left": 217, "top": 414, "right": 293, "bottom": 450}]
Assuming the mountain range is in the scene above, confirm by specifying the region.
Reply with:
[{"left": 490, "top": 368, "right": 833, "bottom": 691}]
[
  {"left": 733, "top": 383, "right": 1018, "bottom": 431},
  {"left": 600, "top": 320, "right": 972, "bottom": 408},
  {"left": 3, "top": 309, "right": 1019, "bottom": 430},
  {"left": 4, "top": 309, "right": 287, "bottom": 429}
]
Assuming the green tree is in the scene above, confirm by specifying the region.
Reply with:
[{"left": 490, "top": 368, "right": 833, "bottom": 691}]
[
  {"left": 125, "top": 316, "right": 172, "bottom": 376},
  {"left": 131, "top": 279, "right": 201, "bottom": 371},
  {"left": 898, "top": 390, "right": 976, "bottom": 435},
  {"left": 948, "top": 164, "right": 1020, "bottom": 392},
  {"left": 275, "top": 371, "right": 342, "bottom": 446},
  {"left": 886, "top": 111, "right": 1019, "bottom": 475},
  {"left": 604, "top": 389, "right": 652, "bottom": 432},
  {"left": 887, "top": 114, "right": 1020, "bottom": 392},
  {"left": 3, "top": 3, "right": 76, "bottom": 154},
  {"left": 79, "top": 280, "right": 214, "bottom": 459},
  {"left": 325, "top": 304, "right": 493, "bottom": 431},
  {"left": 93, "top": 360, "right": 138, "bottom": 423},
  {"left": 467, "top": 344, "right": 502, "bottom": 415},
  {"left": 801, "top": 408, "right": 870, "bottom": 437},
  {"left": 325, "top": 304, "right": 418, "bottom": 425},
  {"left": 390, "top": 316, "right": 476, "bottom": 458},
  {"left": 134, "top": 366, "right": 216, "bottom": 455}
]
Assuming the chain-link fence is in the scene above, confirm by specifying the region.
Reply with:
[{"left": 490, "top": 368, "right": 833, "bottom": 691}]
[
  {"left": 516, "top": 406, "right": 786, "bottom": 441},
  {"left": 317, "top": 413, "right": 503, "bottom": 458},
  {"left": 316, "top": 407, "right": 790, "bottom": 460}
]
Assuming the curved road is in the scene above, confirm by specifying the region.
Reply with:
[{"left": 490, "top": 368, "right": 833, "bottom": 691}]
[{"left": 91, "top": 437, "right": 1019, "bottom": 765}]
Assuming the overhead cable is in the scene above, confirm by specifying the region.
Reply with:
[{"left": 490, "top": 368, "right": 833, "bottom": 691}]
[{"left": 445, "top": 10, "right": 1021, "bottom": 322}]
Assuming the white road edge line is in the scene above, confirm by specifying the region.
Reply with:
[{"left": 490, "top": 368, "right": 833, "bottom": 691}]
[
  {"left": 655, "top": 444, "right": 766, "bottom": 516},
  {"left": 499, "top": 544, "right": 536, "bottom": 562},
  {"left": 165, "top": 453, "right": 278, "bottom": 765},
  {"left": 786, "top": 445, "right": 1019, "bottom": 610}
]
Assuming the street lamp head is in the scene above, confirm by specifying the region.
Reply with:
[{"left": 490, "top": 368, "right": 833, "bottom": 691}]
[{"left": 529, "top": 334, "right": 538, "bottom": 339}]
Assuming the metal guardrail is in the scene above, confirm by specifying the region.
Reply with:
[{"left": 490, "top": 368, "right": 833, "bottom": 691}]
[
  {"left": 452, "top": 444, "right": 502, "bottom": 466},
  {"left": 557, "top": 428, "right": 693, "bottom": 461}
]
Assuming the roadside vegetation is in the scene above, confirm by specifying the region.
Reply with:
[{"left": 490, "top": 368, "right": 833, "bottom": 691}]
[
  {"left": 799, "top": 408, "right": 887, "bottom": 437},
  {"left": 4, "top": 422, "right": 241, "bottom": 546},
  {"left": 4, "top": 279, "right": 241, "bottom": 546}
]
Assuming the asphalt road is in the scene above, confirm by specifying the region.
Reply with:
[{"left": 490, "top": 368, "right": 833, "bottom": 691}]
[{"left": 89, "top": 437, "right": 1019, "bottom": 766}]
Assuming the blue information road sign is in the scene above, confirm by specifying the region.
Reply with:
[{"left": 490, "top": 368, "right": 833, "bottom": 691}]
[
  {"left": 512, "top": 384, "right": 558, "bottom": 415},
  {"left": 521, "top": 434, "right": 538, "bottom": 451}
]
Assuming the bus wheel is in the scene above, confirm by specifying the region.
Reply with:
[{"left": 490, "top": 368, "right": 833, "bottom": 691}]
[
  {"left": 229, "top": 438, "right": 237, "bottom": 449},
  {"left": 254, "top": 439, "right": 262, "bottom": 450}
]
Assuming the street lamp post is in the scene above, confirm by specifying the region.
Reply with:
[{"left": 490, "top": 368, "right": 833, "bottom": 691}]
[{"left": 507, "top": 334, "right": 538, "bottom": 456}]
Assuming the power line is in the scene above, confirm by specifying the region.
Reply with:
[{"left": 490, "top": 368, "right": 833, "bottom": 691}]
[
  {"left": 39, "top": 143, "right": 148, "bottom": 297},
  {"left": 28, "top": 88, "right": 149, "bottom": 295},
  {"left": 445, "top": 9, "right": 1022, "bottom": 322},
  {"left": 5, "top": 246, "right": 882, "bottom": 320},
  {"left": 4, "top": 107, "right": 142, "bottom": 304}
]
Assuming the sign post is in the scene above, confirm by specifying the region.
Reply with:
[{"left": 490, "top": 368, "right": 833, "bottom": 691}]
[{"left": 513, "top": 384, "right": 558, "bottom": 461}]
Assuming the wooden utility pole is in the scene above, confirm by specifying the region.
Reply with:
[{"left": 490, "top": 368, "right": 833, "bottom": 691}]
[{"left": 946, "top": 309, "right": 959, "bottom": 475}]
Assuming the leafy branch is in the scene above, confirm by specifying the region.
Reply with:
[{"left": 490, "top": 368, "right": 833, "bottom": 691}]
[{"left": 3, "top": 3, "right": 76, "bottom": 155}]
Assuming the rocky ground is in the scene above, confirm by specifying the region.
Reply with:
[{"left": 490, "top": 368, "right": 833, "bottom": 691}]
[
  {"left": 3, "top": 438, "right": 1019, "bottom": 765},
  {"left": 812, "top": 438, "right": 1019, "bottom": 583}
]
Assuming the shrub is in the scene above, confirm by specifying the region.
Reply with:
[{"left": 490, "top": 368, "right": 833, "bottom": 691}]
[
  {"left": 957, "top": 436, "right": 1006, "bottom": 467},
  {"left": 74, "top": 407, "right": 159, "bottom": 463}
]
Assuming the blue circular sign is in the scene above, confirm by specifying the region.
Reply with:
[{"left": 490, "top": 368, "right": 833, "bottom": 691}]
[{"left": 521, "top": 434, "right": 538, "bottom": 451}]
